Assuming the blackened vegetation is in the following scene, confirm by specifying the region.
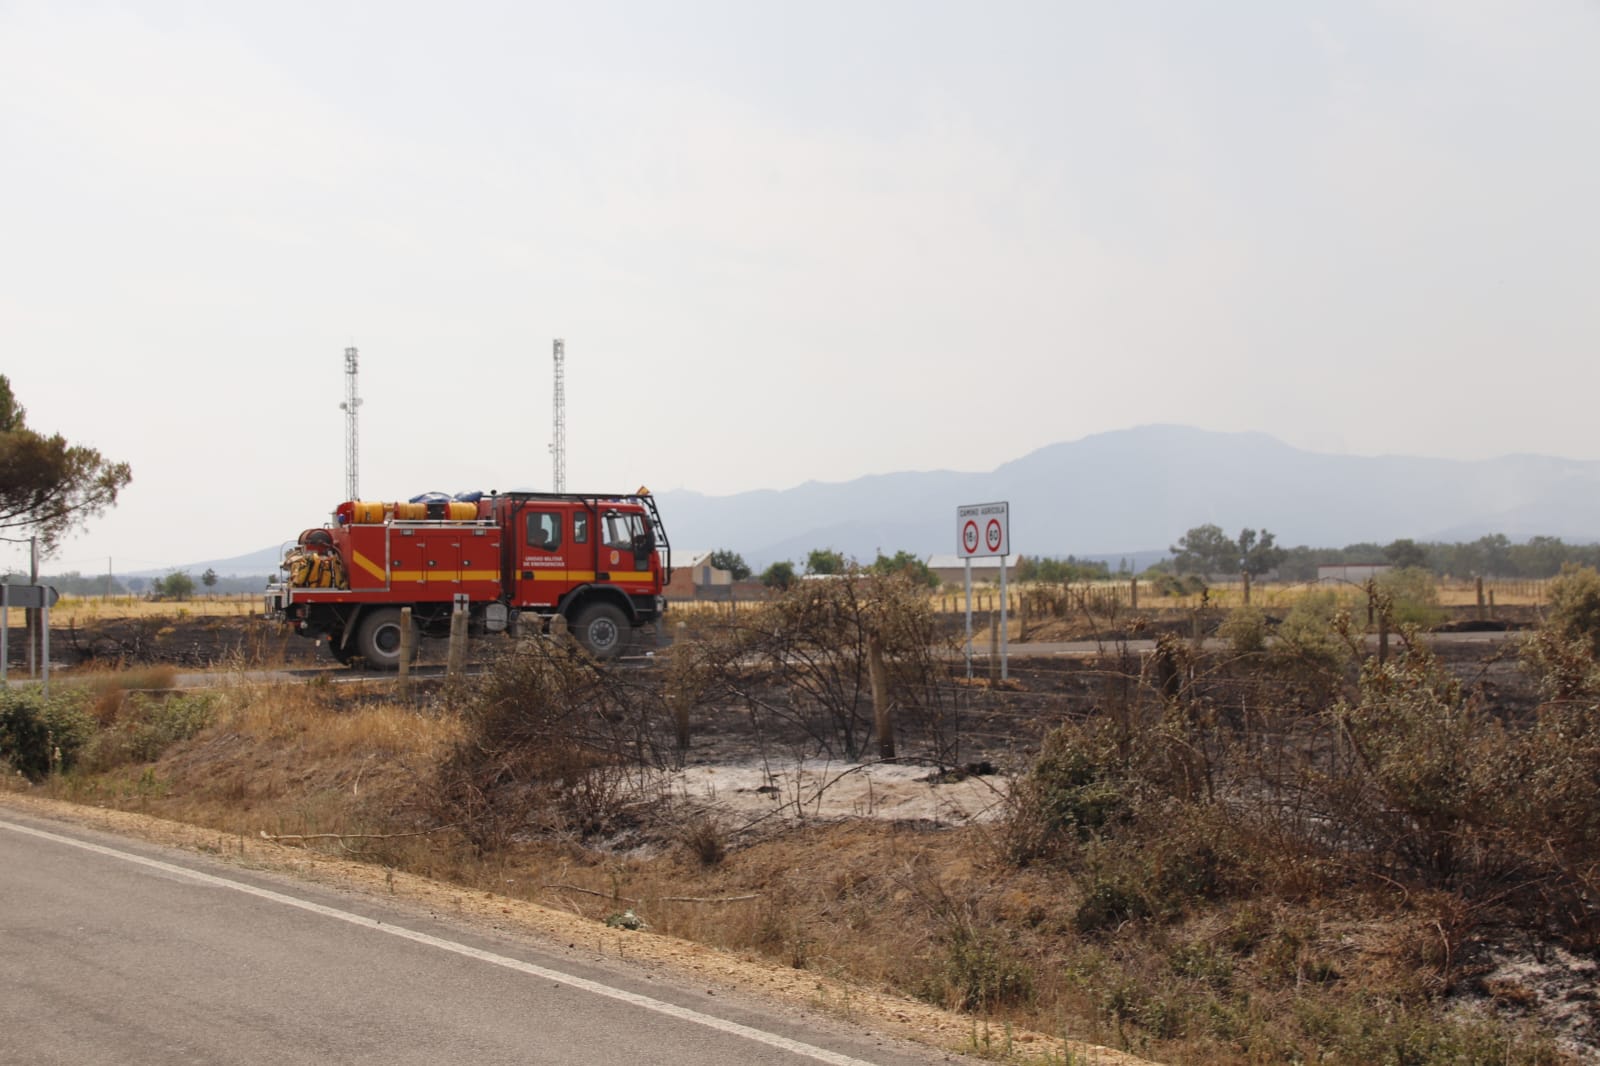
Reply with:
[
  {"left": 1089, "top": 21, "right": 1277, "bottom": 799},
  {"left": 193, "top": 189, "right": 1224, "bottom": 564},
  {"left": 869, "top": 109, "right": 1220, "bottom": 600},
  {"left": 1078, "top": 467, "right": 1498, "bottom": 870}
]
[{"left": 433, "top": 567, "right": 1600, "bottom": 1024}]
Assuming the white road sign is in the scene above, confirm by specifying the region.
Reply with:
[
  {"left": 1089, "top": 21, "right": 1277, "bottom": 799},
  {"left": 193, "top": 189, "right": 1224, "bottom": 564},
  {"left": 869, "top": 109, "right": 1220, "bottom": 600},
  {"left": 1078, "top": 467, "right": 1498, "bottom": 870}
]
[{"left": 956, "top": 501, "right": 1009, "bottom": 558}]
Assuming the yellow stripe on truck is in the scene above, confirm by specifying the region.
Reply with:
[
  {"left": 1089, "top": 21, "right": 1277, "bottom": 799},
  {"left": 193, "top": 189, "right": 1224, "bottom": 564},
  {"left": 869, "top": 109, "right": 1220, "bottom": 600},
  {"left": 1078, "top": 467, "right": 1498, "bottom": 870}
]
[
  {"left": 354, "top": 551, "right": 496, "bottom": 584},
  {"left": 529, "top": 570, "right": 652, "bottom": 583},
  {"left": 352, "top": 551, "right": 388, "bottom": 582}
]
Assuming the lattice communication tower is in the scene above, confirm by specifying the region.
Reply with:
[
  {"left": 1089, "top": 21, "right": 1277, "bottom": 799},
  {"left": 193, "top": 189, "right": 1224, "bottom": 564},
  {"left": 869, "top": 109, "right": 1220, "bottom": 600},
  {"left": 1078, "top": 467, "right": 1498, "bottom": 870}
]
[
  {"left": 340, "top": 346, "right": 362, "bottom": 500},
  {"left": 550, "top": 338, "right": 566, "bottom": 492}
]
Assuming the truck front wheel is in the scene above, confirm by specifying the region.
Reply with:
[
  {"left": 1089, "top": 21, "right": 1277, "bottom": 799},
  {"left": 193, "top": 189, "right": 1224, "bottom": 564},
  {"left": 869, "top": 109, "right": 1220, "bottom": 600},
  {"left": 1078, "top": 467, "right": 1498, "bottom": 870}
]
[
  {"left": 356, "top": 607, "right": 414, "bottom": 671},
  {"left": 574, "top": 603, "right": 628, "bottom": 661}
]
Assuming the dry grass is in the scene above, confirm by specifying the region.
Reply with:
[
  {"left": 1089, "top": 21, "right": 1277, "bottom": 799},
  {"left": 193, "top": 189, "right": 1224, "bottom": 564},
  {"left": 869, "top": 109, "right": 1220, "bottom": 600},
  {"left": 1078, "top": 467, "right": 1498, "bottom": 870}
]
[
  {"left": 21, "top": 610, "right": 1588, "bottom": 1066},
  {"left": 4, "top": 593, "right": 262, "bottom": 628}
]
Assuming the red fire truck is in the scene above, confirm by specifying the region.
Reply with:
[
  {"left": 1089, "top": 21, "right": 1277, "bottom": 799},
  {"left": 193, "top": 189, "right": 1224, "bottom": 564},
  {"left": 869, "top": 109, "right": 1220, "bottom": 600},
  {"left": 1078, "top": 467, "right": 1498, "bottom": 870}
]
[{"left": 265, "top": 490, "right": 671, "bottom": 667}]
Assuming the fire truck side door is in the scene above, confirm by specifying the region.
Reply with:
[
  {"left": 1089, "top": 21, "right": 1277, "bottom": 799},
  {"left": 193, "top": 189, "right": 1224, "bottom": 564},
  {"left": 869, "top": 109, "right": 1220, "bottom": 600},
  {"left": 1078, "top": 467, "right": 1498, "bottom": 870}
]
[{"left": 517, "top": 508, "right": 567, "bottom": 607}]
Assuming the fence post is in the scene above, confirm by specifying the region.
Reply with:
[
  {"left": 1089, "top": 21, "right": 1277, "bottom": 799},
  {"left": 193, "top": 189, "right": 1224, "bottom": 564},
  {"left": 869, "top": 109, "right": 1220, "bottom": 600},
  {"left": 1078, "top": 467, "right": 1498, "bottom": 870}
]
[
  {"left": 1130, "top": 577, "right": 1138, "bottom": 610},
  {"left": 446, "top": 599, "right": 467, "bottom": 678},
  {"left": 1476, "top": 577, "right": 1485, "bottom": 621},
  {"left": 397, "top": 606, "right": 413, "bottom": 698},
  {"left": 988, "top": 612, "right": 999, "bottom": 683},
  {"left": 1242, "top": 571, "right": 1251, "bottom": 606},
  {"left": 868, "top": 631, "right": 894, "bottom": 760}
]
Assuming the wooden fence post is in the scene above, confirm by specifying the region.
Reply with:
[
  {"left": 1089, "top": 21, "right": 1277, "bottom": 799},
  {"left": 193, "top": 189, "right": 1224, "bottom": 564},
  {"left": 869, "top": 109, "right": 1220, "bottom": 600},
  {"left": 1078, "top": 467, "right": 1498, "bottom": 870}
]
[
  {"left": 1130, "top": 577, "right": 1138, "bottom": 610},
  {"left": 868, "top": 631, "right": 894, "bottom": 760},
  {"left": 1476, "top": 576, "right": 1485, "bottom": 621},
  {"left": 988, "top": 612, "right": 999, "bottom": 683},
  {"left": 397, "top": 606, "right": 413, "bottom": 698},
  {"left": 446, "top": 601, "right": 467, "bottom": 677},
  {"left": 1242, "top": 571, "right": 1251, "bottom": 606}
]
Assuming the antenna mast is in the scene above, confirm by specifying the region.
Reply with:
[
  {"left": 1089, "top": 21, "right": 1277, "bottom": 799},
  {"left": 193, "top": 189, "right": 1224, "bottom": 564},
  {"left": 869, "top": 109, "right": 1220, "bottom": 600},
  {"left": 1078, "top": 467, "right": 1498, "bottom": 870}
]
[
  {"left": 340, "top": 346, "right": 362, "bottom": 500},
  {"left": 550, "top": 338, "right": 566, "bottom": 492}
]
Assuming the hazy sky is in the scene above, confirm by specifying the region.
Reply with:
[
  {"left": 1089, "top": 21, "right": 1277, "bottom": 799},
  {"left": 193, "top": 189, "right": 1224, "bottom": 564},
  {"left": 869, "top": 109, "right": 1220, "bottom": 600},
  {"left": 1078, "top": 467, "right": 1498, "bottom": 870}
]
[{"left": 3, "top": 1, "right": 1597, "bottom": 574}]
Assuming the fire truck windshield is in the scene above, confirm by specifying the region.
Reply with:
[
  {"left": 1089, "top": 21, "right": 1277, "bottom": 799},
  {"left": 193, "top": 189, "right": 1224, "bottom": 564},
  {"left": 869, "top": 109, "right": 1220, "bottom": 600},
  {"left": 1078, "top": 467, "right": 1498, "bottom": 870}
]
[{"left": 602, "top": 512, "right": 642, "bottom": 549}]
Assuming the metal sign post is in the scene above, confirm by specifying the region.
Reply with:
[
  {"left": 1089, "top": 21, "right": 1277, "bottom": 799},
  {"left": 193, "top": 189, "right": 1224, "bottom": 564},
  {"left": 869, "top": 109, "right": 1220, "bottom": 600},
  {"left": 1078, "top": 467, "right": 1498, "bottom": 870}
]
[
  {"left": 1, "top": 584, "right": 59, "bottom": 685},
  {"left": 956, "top": 501, "right": 1011, "bottom": 681},
  {"left": 963, "top": 558, "right": 973, "bottom": 679}
]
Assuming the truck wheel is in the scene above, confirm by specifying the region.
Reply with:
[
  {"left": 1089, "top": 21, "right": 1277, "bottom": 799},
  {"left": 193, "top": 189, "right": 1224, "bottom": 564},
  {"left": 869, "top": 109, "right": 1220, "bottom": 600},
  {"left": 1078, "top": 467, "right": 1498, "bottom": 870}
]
[
  {"left": 574, "top": 603, "right": 628, "bottom": 660},
  {"left": 328, "top": 637, "right": 355, "bottom": 666},
  {"left": 356, "top": 607, "right": 413, "bottom": 671}
]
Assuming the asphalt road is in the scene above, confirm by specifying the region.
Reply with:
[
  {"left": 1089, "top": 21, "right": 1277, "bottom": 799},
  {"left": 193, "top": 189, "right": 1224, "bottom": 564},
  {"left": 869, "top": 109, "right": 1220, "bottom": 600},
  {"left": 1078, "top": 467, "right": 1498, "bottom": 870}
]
[{"left": 0, "top": 809, "right": 959, "bottom": 1066}]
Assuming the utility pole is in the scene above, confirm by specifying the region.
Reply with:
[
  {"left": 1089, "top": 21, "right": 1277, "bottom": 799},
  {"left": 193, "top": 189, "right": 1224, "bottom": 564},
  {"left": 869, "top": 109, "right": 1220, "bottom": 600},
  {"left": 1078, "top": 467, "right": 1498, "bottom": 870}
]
[
  {"left": 550, "top": 339, "right": 566, "bottom": 492},
  {"left": 340, "top": 346, "right": 362, "bottom": 501},
  {"left": 27, "top": 535, "right": 36, "bottom": 675}
]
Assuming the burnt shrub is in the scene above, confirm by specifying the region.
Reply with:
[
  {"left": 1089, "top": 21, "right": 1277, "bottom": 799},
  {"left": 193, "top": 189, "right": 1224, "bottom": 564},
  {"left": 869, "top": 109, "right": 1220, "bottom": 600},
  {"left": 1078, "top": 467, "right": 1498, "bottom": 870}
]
[{"left": 432, "top": 639, "right": 673, "bottom": 853}]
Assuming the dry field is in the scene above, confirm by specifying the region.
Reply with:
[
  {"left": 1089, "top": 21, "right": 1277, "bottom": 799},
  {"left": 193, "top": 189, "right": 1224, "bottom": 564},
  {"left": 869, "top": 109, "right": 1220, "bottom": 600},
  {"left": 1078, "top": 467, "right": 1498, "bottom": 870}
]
[{"left": 4, "top": 572, "right": 1595, "bottom": 1065}]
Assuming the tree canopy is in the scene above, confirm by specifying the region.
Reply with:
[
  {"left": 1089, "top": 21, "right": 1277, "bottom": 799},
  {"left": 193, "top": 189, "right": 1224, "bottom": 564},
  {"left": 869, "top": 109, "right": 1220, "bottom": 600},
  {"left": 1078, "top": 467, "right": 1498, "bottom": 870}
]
[
  {"left": 805, "top": 548, "right": 846, "bottom": 576},
  {"left": 0, "top": 375, "right": 132, "bottom": 554},
  {"left": 1170, "top": 524, "right": 1286, "bottom": 577},
  {"left": 759, "top": 560, "right": 796, "bottom": 590},
  {"left": 707, "top": 549, "right": 751, "bottom": 581},
  {"left": 869, "top": 549, "right": 938, "bottom": 588}
]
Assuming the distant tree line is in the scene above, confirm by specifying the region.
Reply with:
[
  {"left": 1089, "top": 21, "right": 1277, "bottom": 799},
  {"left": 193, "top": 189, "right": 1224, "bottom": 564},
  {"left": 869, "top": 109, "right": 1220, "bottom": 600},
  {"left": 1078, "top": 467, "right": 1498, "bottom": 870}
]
[
  {"left": 5, "top": 568, "right": 266, "bottom": 598},
  {"left": 1273, "top": 534, "right": 1600, "bottom": 581}
]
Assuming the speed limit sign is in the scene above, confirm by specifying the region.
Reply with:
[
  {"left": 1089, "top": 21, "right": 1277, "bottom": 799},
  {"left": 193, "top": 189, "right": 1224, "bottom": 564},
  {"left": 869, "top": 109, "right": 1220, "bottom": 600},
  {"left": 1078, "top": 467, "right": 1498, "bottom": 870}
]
[{"left": 956, "top": 501, "right": 1008, "bottom": 558}]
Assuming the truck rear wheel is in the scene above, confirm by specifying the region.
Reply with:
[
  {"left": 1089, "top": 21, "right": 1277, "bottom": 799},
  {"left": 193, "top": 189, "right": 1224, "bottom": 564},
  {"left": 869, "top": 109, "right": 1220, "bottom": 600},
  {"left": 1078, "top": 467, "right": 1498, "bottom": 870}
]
[
  {"left": 356, "top": 607, "right": 414, "bottom": 671},
  {"left": 574, "top": 603, "right": 628, "bottom": 660}
]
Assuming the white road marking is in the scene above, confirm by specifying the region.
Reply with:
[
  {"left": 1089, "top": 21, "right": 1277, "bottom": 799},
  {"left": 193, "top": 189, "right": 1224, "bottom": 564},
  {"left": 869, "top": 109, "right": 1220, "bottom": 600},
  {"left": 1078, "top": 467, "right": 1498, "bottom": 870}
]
[{"left": 1, "top": 818, "right": 883, "bottom": 1066}]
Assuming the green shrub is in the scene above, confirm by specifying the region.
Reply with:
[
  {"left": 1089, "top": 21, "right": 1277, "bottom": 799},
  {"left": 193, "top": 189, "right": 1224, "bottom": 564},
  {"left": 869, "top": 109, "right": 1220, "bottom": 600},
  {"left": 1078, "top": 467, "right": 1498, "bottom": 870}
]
[
  {"left": 1375, "top": 566, "right": 1445, "bottom": 628},
  {"left": 921, "top": 926, "right": 1034, "bottom": 1012},
  {"left": 1002, "top": 719, "right": 1129, "bottom": 865},
  {"left": 0, "top": 688, "right": 95, "bottom": 780},
  {"left": 1219, "top": 605, "right": 1267, "bottom": 655},
  {"left": 1544, "top": 563, "right": 1600, "bottom": 655},
  {"left": 82, "top": 692, "right": 215, "bottom": 771},
  {"left": 1336, "top": 648, "right": 1510, "bottom": 885},
  {"left": 1270, "top": 591, "right": 1352, "bottom": 693}
]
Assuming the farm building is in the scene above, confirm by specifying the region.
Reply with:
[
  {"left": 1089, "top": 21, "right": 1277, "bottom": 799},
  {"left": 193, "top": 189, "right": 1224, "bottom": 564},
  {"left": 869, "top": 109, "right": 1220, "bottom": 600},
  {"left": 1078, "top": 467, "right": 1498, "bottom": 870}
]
[
  {"left": 663, "top": 551, "right": 768, "bottom": 602},
  {"left": 663, "top": 551, "right": 730, "bottom": 599},
  {"left": 926, "top": 553, "right": 1022, "bottom": 585},
  {"left": 1316, "top": 562, "right": 1393, "bottom": 584}
]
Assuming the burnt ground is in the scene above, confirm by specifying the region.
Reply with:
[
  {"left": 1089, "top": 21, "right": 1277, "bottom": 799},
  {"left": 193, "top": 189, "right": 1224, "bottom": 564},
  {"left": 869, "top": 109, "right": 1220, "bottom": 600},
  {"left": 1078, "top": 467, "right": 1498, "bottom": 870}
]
[{"left": 32, "top": 611, "right": 1543, "bottom": 774}]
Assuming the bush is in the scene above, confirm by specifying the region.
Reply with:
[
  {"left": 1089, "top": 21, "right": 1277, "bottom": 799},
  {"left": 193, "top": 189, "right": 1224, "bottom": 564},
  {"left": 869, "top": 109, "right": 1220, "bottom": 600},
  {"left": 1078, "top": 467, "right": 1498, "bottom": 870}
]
[
  {"left": 1219, "top": 605, "right": 1267, "bottom": 655},
  {"left": 1544, "top": 564, "right": 1600, "bottom": 655},
  {"left": 1374, "top": 566, "right": 1445, "bottom": 628},
  {"left": 432, "top": 640, "right": 673, "bottom": 853},
  {"left": 0, "top": 688, "right": 95, "bottom": 780},
  {"left": 81, "top": 692, "right": 215, "bottom": 771},
  {"left": 921, "top": 925, "right": 1034, "bottom": 1012},
  {"left": 1002, "top": 718, "right": 1129, "bottom": 865},
  {"left": 1336, "top": 647, "right": 1510, "bottom": 885}
]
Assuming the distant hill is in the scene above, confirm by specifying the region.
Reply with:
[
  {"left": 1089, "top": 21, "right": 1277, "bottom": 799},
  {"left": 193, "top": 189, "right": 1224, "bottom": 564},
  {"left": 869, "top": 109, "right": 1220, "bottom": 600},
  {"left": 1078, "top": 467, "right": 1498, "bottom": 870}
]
[
  {"left": 656, "top": 425, "right": 1600, "bottom": 569},
  {"left": 149, "top": 425, "right": 1600, "bottom": 576},
  {"left": 123, "top": 545, "right": 286, "bottom": 581}
]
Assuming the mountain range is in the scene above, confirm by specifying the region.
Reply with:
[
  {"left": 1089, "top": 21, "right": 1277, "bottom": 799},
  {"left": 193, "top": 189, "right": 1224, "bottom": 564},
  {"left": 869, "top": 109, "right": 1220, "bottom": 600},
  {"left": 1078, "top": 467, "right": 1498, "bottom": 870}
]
[
  {"left": 657, "top": 425, "right": 1600, "bottom": 569},
  {"left": 163, "top": 426, "right": 1600, "bottom": 576}
]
